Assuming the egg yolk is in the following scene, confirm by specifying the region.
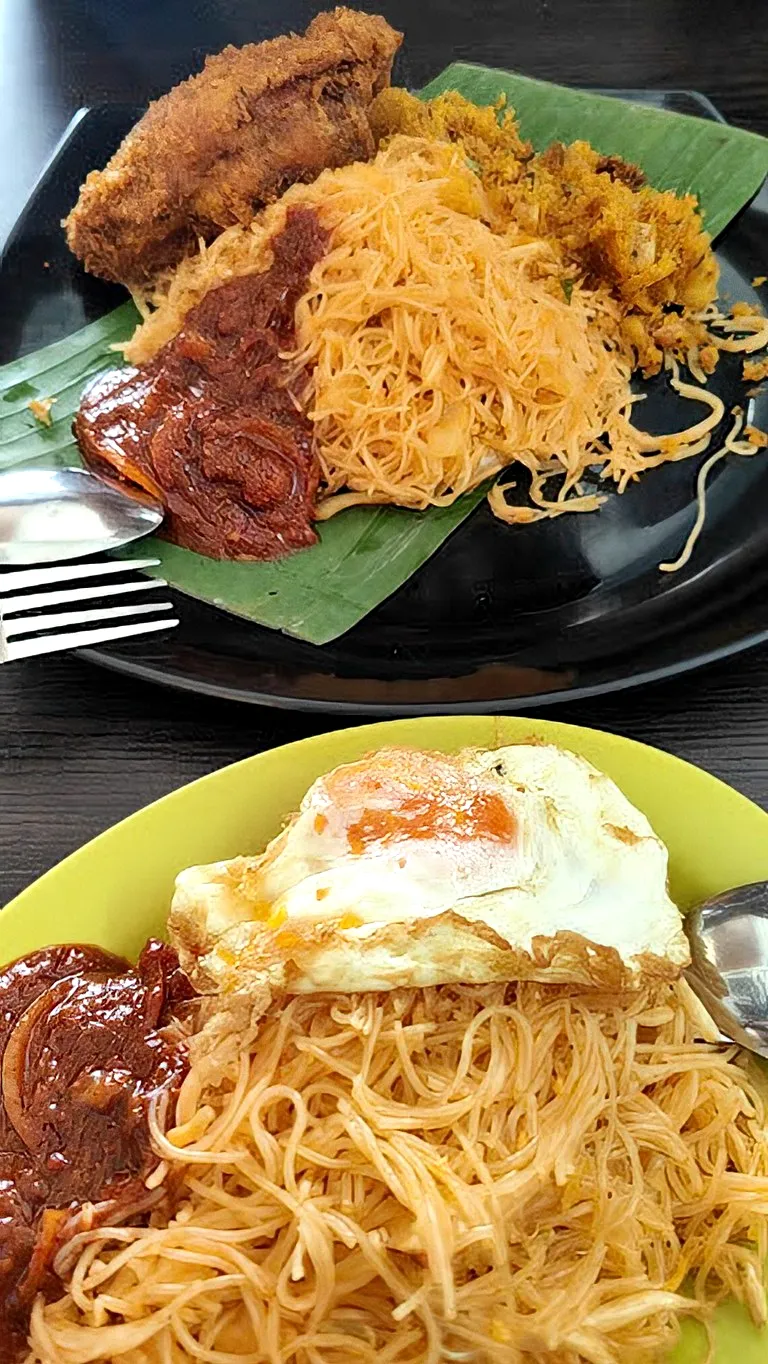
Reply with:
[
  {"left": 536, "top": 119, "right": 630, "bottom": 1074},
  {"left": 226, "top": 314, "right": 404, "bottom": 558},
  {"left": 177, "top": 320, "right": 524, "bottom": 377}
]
[
  {"left": 347, "top": 789, "right": 515, "bottom": 852},
  {"left": 322, "top": 749, "right": 517, "bottom": 854}
]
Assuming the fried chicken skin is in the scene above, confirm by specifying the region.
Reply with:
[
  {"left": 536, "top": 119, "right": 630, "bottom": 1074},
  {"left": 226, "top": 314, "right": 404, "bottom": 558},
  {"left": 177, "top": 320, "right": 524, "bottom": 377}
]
[{"left": 65, "top": 8, "right": 401, "bottom": 287}]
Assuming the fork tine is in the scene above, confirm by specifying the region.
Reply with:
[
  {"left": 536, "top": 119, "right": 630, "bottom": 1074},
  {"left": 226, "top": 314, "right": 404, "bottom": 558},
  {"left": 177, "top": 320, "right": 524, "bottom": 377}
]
[
  {"left": 2, "top": 577, "right": 168, "bottom": 615},
  {"left": 3, "top": 600, "right": 175, "bottom": 638},
  {"left": 0, "top": 559, "right": 161, "bottom": 592},
  {"left": 3, "top": 616, "right": 180, "bottom": 662}
]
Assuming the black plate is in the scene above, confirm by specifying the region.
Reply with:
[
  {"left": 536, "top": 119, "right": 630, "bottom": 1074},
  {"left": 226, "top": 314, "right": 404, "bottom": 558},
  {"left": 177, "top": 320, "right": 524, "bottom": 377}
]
[{"left": 2, "top": 93, "right": 768, "bottom": 714}]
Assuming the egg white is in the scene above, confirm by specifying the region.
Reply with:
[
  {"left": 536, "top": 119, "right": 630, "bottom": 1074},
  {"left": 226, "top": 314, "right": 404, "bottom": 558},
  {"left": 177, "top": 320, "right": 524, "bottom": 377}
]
[{"left": 170, "top": 743, "right": 690, "bottom": 996}]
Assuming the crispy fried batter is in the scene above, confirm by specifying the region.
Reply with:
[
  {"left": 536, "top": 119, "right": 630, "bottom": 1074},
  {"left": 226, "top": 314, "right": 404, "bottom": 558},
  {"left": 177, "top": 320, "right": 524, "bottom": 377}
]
[
  {"left": 594, "top": 153, "right": 646, "bottom": 190},
  {"left": 369, "top": 85, "right": 532, "bottom": 177},
  {"left": 65, "top": 8, "right": 401, "bottom": 287},
  {"left": 505, "top": 140, "right": 717, "bottom": 314},
  {"left": 744, "top": 356, "right": 768, "bottom": 383},
  {"left": 372, "top": 88, "right": 718, "bottom": 374}
]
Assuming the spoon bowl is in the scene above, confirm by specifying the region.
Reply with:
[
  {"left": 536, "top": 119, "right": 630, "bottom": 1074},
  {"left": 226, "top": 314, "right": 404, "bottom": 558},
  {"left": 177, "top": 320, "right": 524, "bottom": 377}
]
[
  {"left": 0, "top": 466, "right": 164, "bottom": 566},
  {"left": 685, "top": 880, "right": 768, "bottom": 1058}
]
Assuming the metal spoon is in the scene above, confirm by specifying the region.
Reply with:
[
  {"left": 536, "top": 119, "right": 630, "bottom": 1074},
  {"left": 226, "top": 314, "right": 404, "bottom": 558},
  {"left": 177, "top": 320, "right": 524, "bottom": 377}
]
[
  {"left": 0, "top": 467, "right": 164, "bottom": 566},
  {"left": 685, "top": 881, "right": 768, "bottom": 1058}
]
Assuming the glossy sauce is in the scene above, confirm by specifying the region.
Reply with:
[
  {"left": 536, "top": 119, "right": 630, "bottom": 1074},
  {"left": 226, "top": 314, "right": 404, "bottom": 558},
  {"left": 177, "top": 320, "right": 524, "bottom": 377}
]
[
  {"left": 75, "top": 207, "right": 329, "bottom": 560},
  {"left": 0, "top": 940, "right": 190, "bottom": 1359}
]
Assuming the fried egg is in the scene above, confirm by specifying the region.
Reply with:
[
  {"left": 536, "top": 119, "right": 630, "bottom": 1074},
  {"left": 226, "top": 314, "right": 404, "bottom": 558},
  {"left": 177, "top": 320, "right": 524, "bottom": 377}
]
[{"left": 169, "top": 743, "right": 690, "bottom": 997}]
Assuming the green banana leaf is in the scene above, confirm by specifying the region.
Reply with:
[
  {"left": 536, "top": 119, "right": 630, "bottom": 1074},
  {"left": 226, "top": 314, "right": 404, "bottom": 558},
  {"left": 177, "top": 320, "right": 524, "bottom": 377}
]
[{"left": 2, "top": 65, "right": 767, "bottom": 644}]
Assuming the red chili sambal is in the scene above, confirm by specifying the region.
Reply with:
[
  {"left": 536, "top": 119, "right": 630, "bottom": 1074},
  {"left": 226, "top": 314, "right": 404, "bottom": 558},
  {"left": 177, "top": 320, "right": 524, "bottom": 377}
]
[
  {"left": 0, "top": 939, "right": 191, "bottom": 1360},
  {"left": 75, "top": 206, "right": 329, "bottom": 561}
]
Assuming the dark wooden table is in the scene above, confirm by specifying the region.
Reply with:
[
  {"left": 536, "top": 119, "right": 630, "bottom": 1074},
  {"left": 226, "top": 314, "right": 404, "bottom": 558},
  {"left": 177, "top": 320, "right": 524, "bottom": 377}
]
[{"left": 2, "top": 0, "right": 768, "bottom": 907}]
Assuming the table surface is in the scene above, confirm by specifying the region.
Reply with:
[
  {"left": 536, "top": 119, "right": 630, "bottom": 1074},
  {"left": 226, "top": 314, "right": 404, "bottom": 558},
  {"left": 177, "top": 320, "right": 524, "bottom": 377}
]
[{"left": 2, "top": 0, "right": 768, "bottom": 907}]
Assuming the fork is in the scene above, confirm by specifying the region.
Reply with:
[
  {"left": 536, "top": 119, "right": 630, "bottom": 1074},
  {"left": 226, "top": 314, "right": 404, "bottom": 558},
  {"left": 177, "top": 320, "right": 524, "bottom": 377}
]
[{"left": 0, "top": 559, "right": 179, "bottom": 663}]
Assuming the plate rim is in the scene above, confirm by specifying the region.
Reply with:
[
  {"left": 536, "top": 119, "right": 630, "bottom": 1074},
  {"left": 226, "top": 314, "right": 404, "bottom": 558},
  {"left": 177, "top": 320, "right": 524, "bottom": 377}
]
[
  {"left": 3, "top": 712, "right": 768, "bottom": 958},
  {"left": 77, "top": 612, "right": 768, "bottom": 714}
]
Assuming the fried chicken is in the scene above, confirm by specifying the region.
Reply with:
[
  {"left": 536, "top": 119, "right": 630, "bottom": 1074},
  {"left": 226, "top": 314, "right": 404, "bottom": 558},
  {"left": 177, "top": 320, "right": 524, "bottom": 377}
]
[{"left": 65, "top": 8, "right": 401, "bottom": 287}]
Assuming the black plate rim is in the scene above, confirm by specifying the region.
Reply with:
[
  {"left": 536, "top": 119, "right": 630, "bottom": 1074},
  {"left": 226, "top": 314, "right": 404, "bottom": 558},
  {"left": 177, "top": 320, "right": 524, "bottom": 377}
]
[{"left": 77, "top": 613, "right": 768, "bottom": 713}]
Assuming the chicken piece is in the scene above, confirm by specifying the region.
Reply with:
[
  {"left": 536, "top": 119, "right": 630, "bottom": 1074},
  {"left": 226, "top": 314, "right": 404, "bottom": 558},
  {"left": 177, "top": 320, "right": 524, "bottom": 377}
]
[{"left": 65, "top": 8, "right": 401, "bottom": 287}]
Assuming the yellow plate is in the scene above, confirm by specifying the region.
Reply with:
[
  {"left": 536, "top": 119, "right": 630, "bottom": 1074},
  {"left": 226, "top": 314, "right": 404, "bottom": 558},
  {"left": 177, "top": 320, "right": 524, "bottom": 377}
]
[{"left": 2, "top": 715, "right": 768, "bottom": 1361}]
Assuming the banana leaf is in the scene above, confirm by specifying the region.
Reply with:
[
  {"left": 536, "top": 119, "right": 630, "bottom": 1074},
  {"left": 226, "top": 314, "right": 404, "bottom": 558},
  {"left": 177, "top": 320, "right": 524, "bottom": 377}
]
[{"left": 2, "top": 66, "right": 767, "bottom": 644}]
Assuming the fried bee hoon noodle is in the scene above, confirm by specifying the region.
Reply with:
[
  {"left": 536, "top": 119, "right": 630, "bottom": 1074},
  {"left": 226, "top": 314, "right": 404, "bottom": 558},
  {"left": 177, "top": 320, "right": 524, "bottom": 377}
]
[
  {"left": 124, "top": 137, "right": 755, "bottom": 530},
  {"left": 28, "top": 980, "right": 768, "bottom": 1364},
  {"left": 118, "top": 130, "right": 768, "bottom": 553}
]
